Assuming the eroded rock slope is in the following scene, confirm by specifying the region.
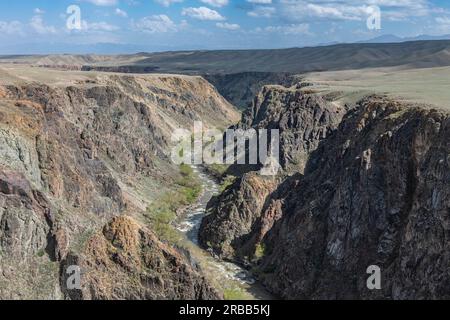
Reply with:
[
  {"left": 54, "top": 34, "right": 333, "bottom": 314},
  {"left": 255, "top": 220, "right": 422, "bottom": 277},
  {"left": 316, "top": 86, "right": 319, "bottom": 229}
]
[
  {"left": 61, "top": 216, "right": 219, "bottom": 300},
  {"left": 260, "top": 97, "right": 450, "bottom": 299},
  {"left": 200, "top": 84, "right": 347, "bottom": 261},
  {"left": 0, "top": 67, "right": 238, "bottom": 299},
  {"left": 200, "top": 85, "right": 450, "bottom": 299}
]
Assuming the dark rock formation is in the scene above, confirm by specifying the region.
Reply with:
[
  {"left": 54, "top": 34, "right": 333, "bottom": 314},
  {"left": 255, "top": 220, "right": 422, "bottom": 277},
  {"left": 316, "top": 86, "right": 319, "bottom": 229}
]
[
  {"left": 199, "top": 173, "right": 278, "bottom": 260},
  {"left": 204, "top": 72, "right": 295, "bottom": 110},
  {"left": 81, "top": 65, "right": 159, "bottom": 73},
  {"left": 260, "top": 97, "right": 450, "bottom": 300},
  {"left": 239, "top": 85, "right": 347, "bottom": 172},
  {"left": 200, "top": 84, "right": 347, "bottom": 261},
  {"left": 201, "top": 85, "right": 450, "bottom": 299}
]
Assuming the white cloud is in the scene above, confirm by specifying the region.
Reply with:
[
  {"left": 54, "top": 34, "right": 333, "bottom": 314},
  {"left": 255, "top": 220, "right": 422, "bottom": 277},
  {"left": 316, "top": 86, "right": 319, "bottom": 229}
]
[
  {"left": 278, "top": 0, "right": 431, "bottom": 22},
  {"left": 248, "top": 6, "right": 276, "bottom": 18},
  {"left": 155, "top": 0, "right": 183, "bottom": 7},
  {"left": 115, "top": 8, "right": 128, "bottom": 17},
  {"left": 83, "top": 0, "right": 118, "bottom": 6},
  {"left": 30, "top": 15, "right": 57, "bottom": 34},
  {"left": 182, "top": 7, "right": 226, "bottom": 21},
  {"left": 132, "top": 15, "right": 178, "bottom": 33},
  {"left": 216, "top": 22, "right": 240, "bottom": 30},
  {"left": 305, "top": 3, "right": 366, "bottom": 20},
  {"left": 436, "top": 16, "right": 450, "bottom": 25},
  {"left": 200, "top": 0, "right": 229, "bottom": 8},
  {"left": 247, "top": 0, "right": 272, "bottom": 3},
  {"left": 435, "top": 16, "right": 450, "bottom": 33},
  {"left": 0, "top": 21, "right": 23, "bottom": 35},
  {"left": 34, "top": 8, "right": 45, "bottom": 14}
]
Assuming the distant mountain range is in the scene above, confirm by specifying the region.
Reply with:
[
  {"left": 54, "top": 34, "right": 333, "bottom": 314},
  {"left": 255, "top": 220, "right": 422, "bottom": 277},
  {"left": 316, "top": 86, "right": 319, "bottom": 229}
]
[
  {"left": 360, "top": 34, "right": 450, "bottom": 43},
  {"left": 2, "top": 34, "right": 450, "bottom": 55},
  {"left": 3, "top": 39, "right": 450, "bottom": 76}
]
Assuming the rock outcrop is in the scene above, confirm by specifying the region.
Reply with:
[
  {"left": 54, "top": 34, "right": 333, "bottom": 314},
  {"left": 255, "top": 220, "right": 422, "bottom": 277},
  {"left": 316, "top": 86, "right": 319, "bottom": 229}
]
[
  {"left": 260, "top": 97, "right": 450, "bottom": 300},
  {"left": 201, "top": 85, "right": 450, "bottom": 299},
  {"left": 204, "top": 72, "right": 295, "bottom": 110},
  {"left": 239, "top": 85, "right": 347, "bottom": 172},
  {"left": 200, "top": 84, "right": 346, "bottom": 261},
  {"left": 0, "top": 67, "right": 238, "bottom": 299},
  {"left": 199, "top": 173, "right": 278, "bottom": 261},
  {"left": 60, "top": 216, "right": 221, "bottom": 300}
]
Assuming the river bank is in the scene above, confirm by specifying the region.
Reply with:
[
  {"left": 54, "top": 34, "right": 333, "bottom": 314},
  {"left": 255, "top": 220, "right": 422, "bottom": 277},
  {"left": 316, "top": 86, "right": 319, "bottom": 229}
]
[{"left": 174, "top": 166, "right": 273, "bottom": 300}]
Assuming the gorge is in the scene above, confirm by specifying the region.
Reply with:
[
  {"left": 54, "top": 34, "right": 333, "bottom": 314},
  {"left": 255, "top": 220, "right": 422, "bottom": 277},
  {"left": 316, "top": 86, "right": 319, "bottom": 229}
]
[{"left": 0, "top": 47, "right": 450, "bottom": 300}]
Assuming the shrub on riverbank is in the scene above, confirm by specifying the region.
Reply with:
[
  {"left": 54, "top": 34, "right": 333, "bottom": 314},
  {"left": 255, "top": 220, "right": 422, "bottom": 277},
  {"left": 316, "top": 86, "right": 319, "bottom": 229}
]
[
  {"left": 223, "top": 287, "right": 249, "bottom": 300},
  {"left": 145, "top": 165, "right": 202, "bottom": 243}
]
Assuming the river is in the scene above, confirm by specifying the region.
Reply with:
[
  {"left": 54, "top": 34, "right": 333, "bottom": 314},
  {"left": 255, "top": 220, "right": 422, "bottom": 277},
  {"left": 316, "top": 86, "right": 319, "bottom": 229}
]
[{"left": 174, "top": 166, "right": 273, "bottom": 300}]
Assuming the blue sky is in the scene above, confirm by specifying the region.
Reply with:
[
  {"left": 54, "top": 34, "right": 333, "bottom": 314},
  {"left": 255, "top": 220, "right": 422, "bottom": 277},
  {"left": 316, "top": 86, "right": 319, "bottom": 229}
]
[{"left": 1, "top": 0, "right": 450, "bottom": 53}]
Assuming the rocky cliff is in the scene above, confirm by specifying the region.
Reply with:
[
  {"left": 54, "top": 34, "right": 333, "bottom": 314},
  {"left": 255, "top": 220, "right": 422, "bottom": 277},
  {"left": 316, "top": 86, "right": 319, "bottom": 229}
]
[
  {"left": 199, "top": 173, "right": 278, "bottom": 261},
  {"left": 199, "top": 84, "right": 347, "bottom": 261},
  {"left": 260, "top": 97, "right": 450, "bottom": 299},
  {"left": 204, "top": 72, "right": 295, "bottom": 110},
  {"left": 0, "top": 66, "right": 238, "bottom": 299},
  {"left": 238, "top": 84, "right": 347, "bottom": 172},
  {"left": 200, "top": 85, "right": 450, "bottom": 299},
  {"left": 60, "top": 216, "right": 220, "bottom": 300}
]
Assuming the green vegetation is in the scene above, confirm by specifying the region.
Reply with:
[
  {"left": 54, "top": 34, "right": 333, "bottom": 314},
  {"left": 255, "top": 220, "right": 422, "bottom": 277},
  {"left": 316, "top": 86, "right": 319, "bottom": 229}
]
[
  {"left": 219, "top": 175, "right": 236, "bottom": 193},
  {"left": 74, "top": 229, "right": 96, "bottom": 254},
  {"left": 36, "top": 249, "right": 46, "bottom": 258},
  {"left": 146, "top": 201, "right": 181, "bottom": 244},
  {"left": 146, "top": 164, "right": 202, "bottom": 243},
  {"left": 177, "top": 164, "right": 202, "bottom": 204},
  {"left": 206, "top": 163, "right": 229, "bottom": 178},
  {"left": 204, "top": 164, "right": 236, "bottom": 193},
  {"left": 254, "top": 243, "right": 266, "bottom": 261},
  {"left": 387, "top": 108, "right": 409, "bottom": 120},
  {"left": 223, "top": 287, "right": 249, "bottom": 300}
]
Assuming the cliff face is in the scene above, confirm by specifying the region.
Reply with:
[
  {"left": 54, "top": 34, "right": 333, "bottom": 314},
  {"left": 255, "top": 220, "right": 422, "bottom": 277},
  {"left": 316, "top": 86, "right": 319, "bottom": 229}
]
[
  {"left": 239, "top": 85, "right": 347, "bottom": 172},
  {"left": 260, "top": 98, "right": 450, "bottom": 300},
  {"left": 200, "top": 84, "right": 450, "bottom": 299},
  {"left": 204, "top": 72, "right": 295, "bottom": 110},
  {"left": 199, "top": 173, "right": 278, "bottom": 260},
  {"left": 0, "top": 69, "right": 238, "bottom": 299},
  {"left": 199, "top": 85, "right": 346, "bottom": 261},
  {"left": 60, "top": 216, "right": 220, "bottom": 300}
]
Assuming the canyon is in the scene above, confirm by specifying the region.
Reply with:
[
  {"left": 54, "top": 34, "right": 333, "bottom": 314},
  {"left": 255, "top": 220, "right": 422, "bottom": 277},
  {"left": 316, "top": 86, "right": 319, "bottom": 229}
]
[
  {"left": 0, "top": 45, "right": 449, "bottom": 300},
  {"left": 0, "top": 64, "right": 238, "bottom": 299},
  {"left": 199, "top": 83, "right": 450, "bottom": 300}
]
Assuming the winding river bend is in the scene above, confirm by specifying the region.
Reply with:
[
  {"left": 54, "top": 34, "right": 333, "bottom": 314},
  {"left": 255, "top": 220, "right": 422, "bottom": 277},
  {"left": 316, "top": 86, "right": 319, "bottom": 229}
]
[{"left": 174, "top": 166, "right": 273, "bottom": 300}]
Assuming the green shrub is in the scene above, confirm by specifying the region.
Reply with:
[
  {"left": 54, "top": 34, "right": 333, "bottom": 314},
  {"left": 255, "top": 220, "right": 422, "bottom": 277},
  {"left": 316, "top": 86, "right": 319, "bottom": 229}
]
[
  {"left": 223, "top": 287, "right": 248, "bottom": 300},
  {"left": 176, "top": 164, "right": 202, "bottom": 205},
  {"left": 145, "top": 164, "right": 202, "bottom": 243},
  {"left": 179, "top": 163, "right": 194, "bottom": 177},
  {"left": 206, "top": 164, "right": 229, "bottom": 178},
  {"left": 219, "top": 175, "right": 236, "bottom": 193},
  {"left": 37, "top": 249, "right": 46, "bottom": 258},
  {"left": 254, "top": 243, "right": 266, "bottom": 260},
  {"left": 146, "top": 200, "right": 180, "bottom": 244}
]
